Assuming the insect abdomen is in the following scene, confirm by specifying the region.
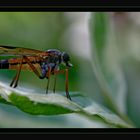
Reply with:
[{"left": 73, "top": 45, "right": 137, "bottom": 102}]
[{"left": 0, "top": 60, "right": 9, "bottom": 69}]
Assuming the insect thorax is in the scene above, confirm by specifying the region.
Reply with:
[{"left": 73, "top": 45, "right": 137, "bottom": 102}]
[
  {"left": 40, "top": 50, "right": 62, "bottom": 78},
  {"left": 45, "top": 49, "right": 62, "bottom": 64}
]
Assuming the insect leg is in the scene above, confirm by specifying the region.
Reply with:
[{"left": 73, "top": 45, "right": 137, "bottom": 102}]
[
  {"left": 53, "top": 73, "right": 57, "bottom": 93},
  {"left": 54, "top": 69, "right": 71, "bottom": 100},
  {"left": 10, "top": 57, "right": 23, "bottom": 88},
  {"left": 10, "top": 75, "right": 16, "bottom": 87},
  {"left": 23, "top": 55, "right": 44, "bottom": 79},
  {"left": 65, "top": 68, "right": 71, "bottom": 100},
  {"left": 46, "top": 66, "right": 51, "bottom": 94},
  {"left": 53, "top": 66, "right": 59, "bottom": 93}
]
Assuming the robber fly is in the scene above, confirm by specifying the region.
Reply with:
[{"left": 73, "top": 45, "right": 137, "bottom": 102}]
[{"left": 0, "top": 45, "right": 73, "bottom": 100}]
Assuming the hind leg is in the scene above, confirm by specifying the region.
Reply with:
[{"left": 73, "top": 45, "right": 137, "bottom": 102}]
[{"left": 10, "top": 57, "right": 23, "bottom": 88}]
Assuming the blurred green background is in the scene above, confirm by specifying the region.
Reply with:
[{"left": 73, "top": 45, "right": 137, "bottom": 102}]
[{"left": 0, "top": 12, "right": 140, "bottom": 127}]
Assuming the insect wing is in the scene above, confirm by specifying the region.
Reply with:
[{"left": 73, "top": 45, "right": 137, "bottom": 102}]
[{"left": 0, "top": 45, "right": 47, "bottom": 57}]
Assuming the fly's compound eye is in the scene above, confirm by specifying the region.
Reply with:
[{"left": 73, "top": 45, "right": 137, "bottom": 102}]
[
  {"left": 62, "top": 52, "right": 70, "bottom": 62},
  {"left": 62, "top": 52, "right": 73, "bottom": 67}
]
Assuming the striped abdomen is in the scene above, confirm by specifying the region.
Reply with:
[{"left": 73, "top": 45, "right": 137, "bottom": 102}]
[{"left": 0, "top": 57, "right": 41, "bottom": 71}]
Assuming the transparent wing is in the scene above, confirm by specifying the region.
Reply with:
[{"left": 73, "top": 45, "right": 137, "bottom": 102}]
[{"left": 0, "top": 45, "right": 47, "bottom": 57}]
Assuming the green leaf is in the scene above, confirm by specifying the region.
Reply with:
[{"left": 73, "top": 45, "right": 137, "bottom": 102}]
[
  {"left": 0, "top": 83, "right": 82, "bottom": 115},
  {"left": 0, "top": 96, "right": 11, "bottom": 105},
  {"left": 83, "top": 102, "right": 132, "bottom": 128},
  {"left": 0, "top": 82, "right": 134, "bottom": 127},
  {"left": 9, "top": 93, "right": 81, "bottom": 115}
]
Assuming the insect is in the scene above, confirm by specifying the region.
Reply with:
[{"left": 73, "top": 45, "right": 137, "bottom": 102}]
[{"left": 0, "top": 45, "right": 73, "bottom": 100}]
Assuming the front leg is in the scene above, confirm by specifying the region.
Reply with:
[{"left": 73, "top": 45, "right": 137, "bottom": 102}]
[
  {"left": 53, "top": 68, "right": 71, "bottom": 100},
  {"left": 65, "top": 68, "right": 71, "bottom": 100},
  {"left": 41, "top": 63, "right": 54, "bottom": 94}
]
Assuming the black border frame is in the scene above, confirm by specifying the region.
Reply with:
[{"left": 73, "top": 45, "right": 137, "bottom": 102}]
[
  {"left": 0, "top": 0, "right": 140, "bottom": 9},
  {"left": 0, "top": 1, "right": 140, "bottom": 138}
]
